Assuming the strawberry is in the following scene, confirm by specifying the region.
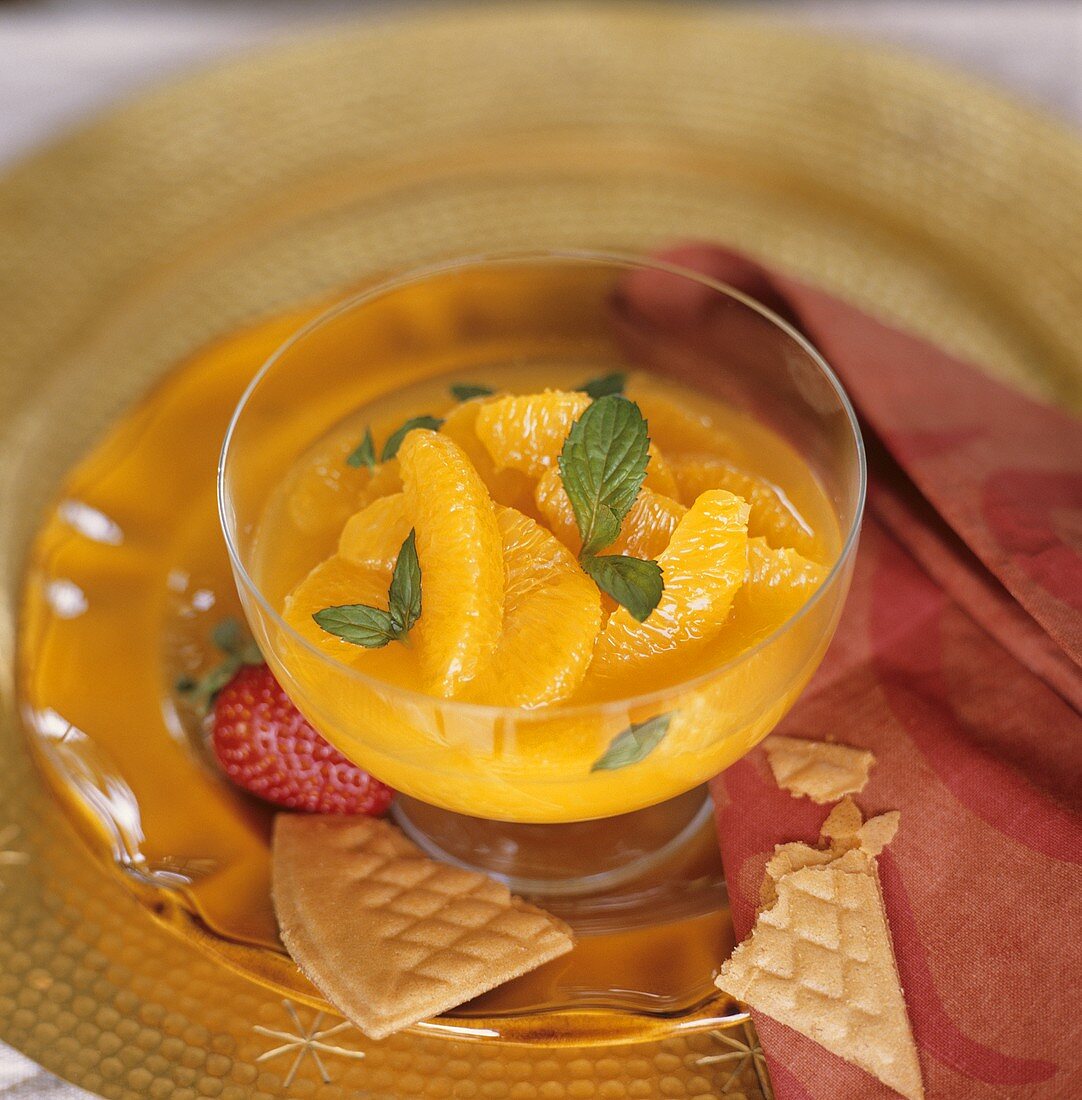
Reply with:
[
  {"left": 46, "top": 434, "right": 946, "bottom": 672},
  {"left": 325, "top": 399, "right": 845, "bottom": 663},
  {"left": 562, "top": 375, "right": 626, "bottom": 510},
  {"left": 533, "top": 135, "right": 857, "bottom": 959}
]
[{"left": 210, "top": 662, "right": 394, "bottom": 816}]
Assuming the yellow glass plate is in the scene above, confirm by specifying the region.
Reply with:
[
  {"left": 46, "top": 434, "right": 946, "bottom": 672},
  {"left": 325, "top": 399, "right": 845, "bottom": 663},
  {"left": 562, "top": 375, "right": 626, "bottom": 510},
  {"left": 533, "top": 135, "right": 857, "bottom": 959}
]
[{"left": 1, "top": 5, "right": 1080, "bottom": 1097}]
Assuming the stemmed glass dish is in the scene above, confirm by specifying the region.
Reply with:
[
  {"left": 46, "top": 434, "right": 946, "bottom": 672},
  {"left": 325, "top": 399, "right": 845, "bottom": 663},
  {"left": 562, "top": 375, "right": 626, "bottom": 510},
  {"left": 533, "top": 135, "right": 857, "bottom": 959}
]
[{"left": 219, "top": 251, "right": 865, "bottom": 899}]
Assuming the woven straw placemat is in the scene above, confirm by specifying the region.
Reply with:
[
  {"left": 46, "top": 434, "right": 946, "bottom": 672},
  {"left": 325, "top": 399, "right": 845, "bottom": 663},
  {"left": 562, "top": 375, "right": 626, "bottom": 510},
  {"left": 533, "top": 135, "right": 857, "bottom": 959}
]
[{"left": 0, "top": 6, "right": 1079, "bottom": 1097}]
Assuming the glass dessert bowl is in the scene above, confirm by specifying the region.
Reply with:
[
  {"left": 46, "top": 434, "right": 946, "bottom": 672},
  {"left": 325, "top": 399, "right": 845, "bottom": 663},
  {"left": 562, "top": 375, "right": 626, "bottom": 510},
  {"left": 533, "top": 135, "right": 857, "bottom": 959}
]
[{"left": 219, "top": 251, "right": 865, "bottom": 900}]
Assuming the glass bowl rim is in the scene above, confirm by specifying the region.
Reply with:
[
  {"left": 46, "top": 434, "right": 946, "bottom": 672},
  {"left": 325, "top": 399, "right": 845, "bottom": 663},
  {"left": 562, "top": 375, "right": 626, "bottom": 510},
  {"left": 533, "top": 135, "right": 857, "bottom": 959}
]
[{"left": 218, "top": 247, "right": 867, "bottom": 719}]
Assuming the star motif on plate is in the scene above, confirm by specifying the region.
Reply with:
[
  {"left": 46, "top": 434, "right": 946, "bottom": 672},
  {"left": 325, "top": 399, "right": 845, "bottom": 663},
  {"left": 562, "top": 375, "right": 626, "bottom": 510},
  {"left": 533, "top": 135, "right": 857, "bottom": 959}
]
[
  {"left": 254, "top": 999, "right": 366, "bottom": 1087},
  {"left": 697, "top": 1019, "right": 773, "bottom": 1099},
  {"left": 0, "top": 824, "right": 30, "bottom": 890}
]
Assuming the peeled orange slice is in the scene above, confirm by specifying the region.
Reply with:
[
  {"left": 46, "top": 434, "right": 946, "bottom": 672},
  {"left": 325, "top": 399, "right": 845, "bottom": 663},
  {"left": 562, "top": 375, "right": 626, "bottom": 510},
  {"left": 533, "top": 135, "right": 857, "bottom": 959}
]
[
  {"left": 670, "top": 454, "right": 815, "bottom": 557},
  {"left": 440, "top": 399, "right": 537, "bottom": 513},
  {"left": 534, "top": 467, "right": 686, "bottom": 561},
  {"left": 338, "top": 493, "right": 411, "bottom": 573},
  {"left": 629, "top": 380, "right": 743, "bottom": 461},
  {"left": 286, "top": 448, "right": 402, "bottom": 538},
  {"left": 696, "top": 538, "right": 829, "bottom": 667},
  {"left": 283, "top": 555, "right": 420, "bottom": 689},
  {"left": 585, "top": 489, "right": 750, "bottom": 689},
  {"left": 614, "top": 489, "right": 687, "bottom": 561},
  {"left": 531, "top": 466, "right": 577, "bottom": 547},
  {"left": 644, "top": 443, "right": 680, "bottom": 498},
  {"left": 737, "top": 537, "right": 828, "bottom": 626},
  {"left": 398, "top": 428, "right": 504, "bottom": 697},
  {"left": 461, "top": 508, "right": 602, "bottom": 707},
  {"left": 475, "top": 390, "right": 591, "bottom": 476}
]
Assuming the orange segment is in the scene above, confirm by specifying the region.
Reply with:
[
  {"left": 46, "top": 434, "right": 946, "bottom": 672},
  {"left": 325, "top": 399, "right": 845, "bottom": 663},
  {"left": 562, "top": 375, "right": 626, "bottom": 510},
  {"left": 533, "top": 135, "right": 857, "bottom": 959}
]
[
  {"left": 461, "top": 508, "right": 602, "bottom": 707},
  {"left": 286, "top": 448, "right": 401, "bottom": 538},
  {"left": 615, "top": 489, "right": 687, "bottom": 561},
  {"left": 283, "top": 555, "right": 420, "bottom": 689},
  {"left": 644, "top": 443, "right": 679, "bottom": 498},
  {"left": 361, "top": 460, "right": 404, "bottom": 500},
  {"left": 338, "top": 493, "right": 411, "bottom": 573},
  {"left": 629, "top": 378, "right": 744, "bottom": 461},
  {"left": 534, "top": 467, "right": 686, "bottom": 560},
  {"left": 697, "top": 538, "right": 829, "bottom": 667},
  {"left": 670, "top": 453, "right": 816, "bottom": 557},
  {"left": 585, "top": 490, "right": 750, "bottom": 690},
  {"left": 737, "top": 537, "right": 828, "bottom": 628},
  {"left": 440, "top": 399, "right": 537, "bottom": 513},
  {"left": 398, "top": 428, "right": 504, "bottom": 697},
  {"left": 475, "top": 390, "right": 591, "bottom": 476},
  {"left": 532, "top": 467, "right": 578, "bottom": 549}
]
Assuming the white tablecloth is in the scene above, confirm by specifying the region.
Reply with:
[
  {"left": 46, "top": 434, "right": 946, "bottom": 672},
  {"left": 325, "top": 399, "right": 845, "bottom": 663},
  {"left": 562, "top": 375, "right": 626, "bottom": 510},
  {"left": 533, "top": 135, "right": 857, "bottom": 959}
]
[{"left": 0, "top": 2, "right": 1078, "bottom": 1095}]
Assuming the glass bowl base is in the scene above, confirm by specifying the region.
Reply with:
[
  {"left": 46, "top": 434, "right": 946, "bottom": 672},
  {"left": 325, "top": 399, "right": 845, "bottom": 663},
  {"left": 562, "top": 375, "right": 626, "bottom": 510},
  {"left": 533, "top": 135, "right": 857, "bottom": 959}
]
[{"left": 394, "top": 786, "right": 719, "bottom": 917}]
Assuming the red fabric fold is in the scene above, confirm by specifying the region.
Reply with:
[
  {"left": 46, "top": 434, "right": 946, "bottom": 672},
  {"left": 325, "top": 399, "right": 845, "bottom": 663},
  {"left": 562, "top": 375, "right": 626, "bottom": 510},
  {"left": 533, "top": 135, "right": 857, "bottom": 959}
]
[{"left": 647, "top": 245, "right": 1081, "bottom": 1100}]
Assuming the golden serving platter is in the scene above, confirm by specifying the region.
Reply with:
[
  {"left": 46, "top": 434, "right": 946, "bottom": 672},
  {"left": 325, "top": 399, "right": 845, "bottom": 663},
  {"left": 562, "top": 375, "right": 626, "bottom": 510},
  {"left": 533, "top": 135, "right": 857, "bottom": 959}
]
[{"left": 1, "top": 5, "right": 1080, "bottom": 1097}]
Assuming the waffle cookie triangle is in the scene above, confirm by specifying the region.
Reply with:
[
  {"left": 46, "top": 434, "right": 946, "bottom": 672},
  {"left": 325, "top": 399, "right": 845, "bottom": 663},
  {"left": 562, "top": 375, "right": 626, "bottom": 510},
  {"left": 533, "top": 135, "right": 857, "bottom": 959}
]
[
  {"left": 717, "top": 800, "right": 922, "bottom": 1100},
  {"left": 273, "top": 814, "right": 574, "bottom": 1039}
]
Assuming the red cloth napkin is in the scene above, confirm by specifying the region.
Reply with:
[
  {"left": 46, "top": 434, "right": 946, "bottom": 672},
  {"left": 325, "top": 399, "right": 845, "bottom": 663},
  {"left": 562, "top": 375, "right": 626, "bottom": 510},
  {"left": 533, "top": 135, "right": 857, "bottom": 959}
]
[{"left": 643, "top": 245, "right": 1082, "bottom": 1100}]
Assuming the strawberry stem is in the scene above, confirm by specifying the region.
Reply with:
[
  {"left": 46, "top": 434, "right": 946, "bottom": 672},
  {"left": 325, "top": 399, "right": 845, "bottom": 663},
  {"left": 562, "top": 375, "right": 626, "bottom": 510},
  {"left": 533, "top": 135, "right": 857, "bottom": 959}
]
[{"left": 177, "top": 617, "right": 263, "bottom": 714}]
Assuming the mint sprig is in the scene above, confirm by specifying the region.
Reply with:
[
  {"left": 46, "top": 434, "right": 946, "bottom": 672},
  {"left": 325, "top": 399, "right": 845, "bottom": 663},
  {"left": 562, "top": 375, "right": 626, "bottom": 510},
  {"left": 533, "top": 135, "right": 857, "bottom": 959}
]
[
  {"left": 558, "top": 395, "right": 650, "bottom": 555},
  {"left": 386, "top": 529, "right": 421, "bottom": 637},
  {"left": 450, "top": 383, "right": 494, "bottom": 401},
  {"left": 346, "top": 417, "right": 444, "bottom": 469},
  {"left": 581, "top": 555, "right": 663, "bottom": 623},
  {"left": 558, "top": 395, "right": 664, "bottom": 620},
  {"left": 577, "top": 372, "right": 626, "bottom": 399},
  {"left": 312, "top": 604, "right": 399, "bottom": 648},
  {"left": 345, "top": 427, "right": 377, "bottom": 469},
  {"left": 591, "top": 713, "right": 672, "bottom": 771},
  {"left": 176, "top": 617, "right": 263, "bottom": 711},
  {"left": 380, "top": 416, "right": 444, "bottom": 461},
  {"left": 314, "top": 530, "right": 422, "bottom": 648}
]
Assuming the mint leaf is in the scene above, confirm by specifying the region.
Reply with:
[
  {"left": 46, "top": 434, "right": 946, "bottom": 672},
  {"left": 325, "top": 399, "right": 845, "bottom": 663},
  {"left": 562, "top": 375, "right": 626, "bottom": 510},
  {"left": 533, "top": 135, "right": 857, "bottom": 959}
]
[
  {"left": 558, "top": 394, "right": 650, "bottom": 555},
  {"left": 380, "top": 415, "right": 444, "bottom": 461},
  {"left": 313, "top": 604, "right": 398, "bottom": 648},
  {"left": 577, "top": 372, "right": 626, "bottom": 399},
  {"left": 591, "top": 713, "right": 672, "bottom": 771},
  {"left": 346, "top": 427, "right": 377, "bottom": 469},
  {"left": 559, "top": 396, "right": 663, "bottom": 621},
  {"left": 582, "top": 554, "right": 663, "bottom": 622},
  {"left": 450, "top": 383, "right": 493, "bottom": 401},
  {"left": 387, "top": 529, "right": 421, "bottom": 636},
  {"left": 315, "top": 529, "right": 423, "bottom": 648}
]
